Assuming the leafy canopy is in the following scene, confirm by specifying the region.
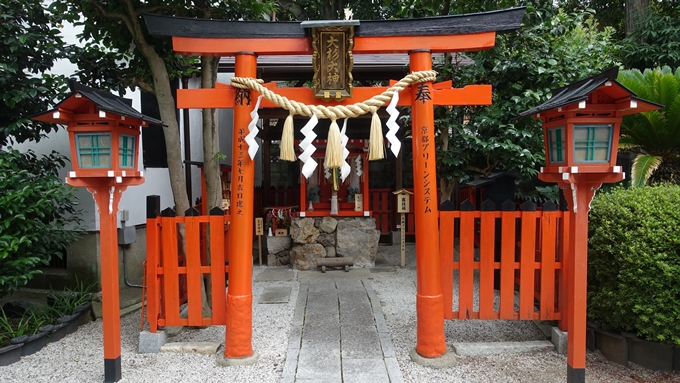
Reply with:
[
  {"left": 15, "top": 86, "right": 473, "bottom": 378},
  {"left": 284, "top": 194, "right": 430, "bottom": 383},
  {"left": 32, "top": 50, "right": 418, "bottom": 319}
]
[
  {"left": 619, "top": 8, "right": 680, "bottom": 71},
  {"left": 439, "top": 6, "right": 619, "bottom": 185},
  {"left": 0, "top": 0, "right": 71, "bottom": 145}
]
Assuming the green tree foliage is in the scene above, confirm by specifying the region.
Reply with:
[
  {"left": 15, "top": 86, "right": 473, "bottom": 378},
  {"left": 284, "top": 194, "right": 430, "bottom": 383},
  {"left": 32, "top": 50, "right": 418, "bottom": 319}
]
[
  {"left": 0, "top": 1, "right": 83, "bottom": 298},
  {"left": 53, "top": 0, "right": 272, "bottom": 218},
  {"left": 0, "top": 0, "right": 70, "bottom": 145},
  {"left": 438, "top": 6, "right": 619, "bottom": 200},
  {"left": 619, "top": 8, "right": 680, "bottom": 70},
  {"left": 0, "top": 150, "right": 83, "bottom": 298},
  {"left": 617, "top": 66, "right": 680, "bottom": 186},
  {"left": 588, "top": 185, "right": 680, "bottom": 345}
]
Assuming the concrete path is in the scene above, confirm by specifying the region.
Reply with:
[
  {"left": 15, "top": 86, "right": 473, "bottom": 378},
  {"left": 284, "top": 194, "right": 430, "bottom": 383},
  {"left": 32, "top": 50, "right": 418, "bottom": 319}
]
[{"left": 281, "top": 277, "right": 404, "bottom": 383}]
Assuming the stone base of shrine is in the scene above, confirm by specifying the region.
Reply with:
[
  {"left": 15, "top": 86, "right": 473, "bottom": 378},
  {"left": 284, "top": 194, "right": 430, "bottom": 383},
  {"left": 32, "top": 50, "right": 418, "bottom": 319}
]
[{"left": 266, "top": 217, "right": 379, "bottom": 270}]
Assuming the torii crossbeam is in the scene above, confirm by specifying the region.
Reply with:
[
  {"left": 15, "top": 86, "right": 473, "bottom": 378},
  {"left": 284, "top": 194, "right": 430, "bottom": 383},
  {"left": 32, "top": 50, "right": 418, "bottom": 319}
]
[{"left": 144, "top": 7, "right": 525, "bottom": 366}]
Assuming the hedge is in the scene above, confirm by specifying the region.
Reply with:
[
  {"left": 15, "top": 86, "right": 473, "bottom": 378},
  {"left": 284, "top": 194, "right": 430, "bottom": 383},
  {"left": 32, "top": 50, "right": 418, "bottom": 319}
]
[{"left": 588, "top": 184, "right": 680, "bottom": 345}]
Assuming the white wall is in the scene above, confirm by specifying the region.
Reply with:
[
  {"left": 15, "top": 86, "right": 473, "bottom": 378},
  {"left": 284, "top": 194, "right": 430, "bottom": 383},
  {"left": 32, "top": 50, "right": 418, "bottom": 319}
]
[
  {"left": 14, "top": 21, "right": 266, "bottom": 230},
  {"left": 12, "top": 19, "right": 175, "bottom": 230},
  {"left": 183, "top": 73, "right": 263, "bottom": 208}
]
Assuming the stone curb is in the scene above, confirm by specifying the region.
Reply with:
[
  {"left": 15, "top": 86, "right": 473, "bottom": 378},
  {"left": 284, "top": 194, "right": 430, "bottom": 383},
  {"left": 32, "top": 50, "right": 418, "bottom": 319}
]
[{"left": 452, "top": 340, "right": 555, "bottom": 356}]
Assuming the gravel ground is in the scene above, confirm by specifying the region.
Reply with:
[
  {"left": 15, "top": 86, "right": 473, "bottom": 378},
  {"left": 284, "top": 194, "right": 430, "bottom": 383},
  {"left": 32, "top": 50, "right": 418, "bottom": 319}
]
[{"left": 1, "top": 244, "right": 678, "bottom": 382}]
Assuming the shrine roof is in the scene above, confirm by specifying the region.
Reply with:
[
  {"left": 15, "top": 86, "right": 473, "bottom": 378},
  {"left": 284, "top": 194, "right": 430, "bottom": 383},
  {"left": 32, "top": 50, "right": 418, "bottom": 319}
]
[
  {"left": 217, "top": 53, "right": 472, "bottom": 81},
  {"left": 143, "top": 7, "right": 525, "bottom": 39},
  {"left": 518, "top": 67, "right": 664, "bottom": 118},
  {"left": 33, "top": 81, "right": 163, "bottom": 126}
]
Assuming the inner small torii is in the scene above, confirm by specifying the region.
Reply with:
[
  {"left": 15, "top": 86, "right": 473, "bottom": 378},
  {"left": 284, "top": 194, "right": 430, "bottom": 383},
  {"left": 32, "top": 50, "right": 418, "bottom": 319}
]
[{"left": 144, "top": 6, "right": 524, "bottom": 365}]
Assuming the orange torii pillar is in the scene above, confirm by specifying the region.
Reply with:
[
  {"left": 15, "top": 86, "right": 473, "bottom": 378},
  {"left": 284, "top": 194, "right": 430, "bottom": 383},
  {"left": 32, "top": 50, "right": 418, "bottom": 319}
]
[
  {"left": 409, "top": 50, "right": 448, "bottom": 360},
  {"left": 224, "top": 52, "right": 257, "bottom": 362}
]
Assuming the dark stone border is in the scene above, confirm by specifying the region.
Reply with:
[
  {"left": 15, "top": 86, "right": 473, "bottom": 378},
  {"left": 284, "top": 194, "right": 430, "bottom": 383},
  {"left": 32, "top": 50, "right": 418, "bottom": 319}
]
[
  {"left": 590, "top": 325, "right": 680, "bottom": 372},
  {"left": 0, "top": 343, "right": 21, "bottom": 367},
  {"left": 0, "top": 305, "right": 94, "bottom": 366}
]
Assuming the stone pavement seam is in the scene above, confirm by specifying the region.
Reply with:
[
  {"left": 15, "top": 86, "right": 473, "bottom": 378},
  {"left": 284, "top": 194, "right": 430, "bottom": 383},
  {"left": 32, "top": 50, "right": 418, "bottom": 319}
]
[
  {"left": 362, "top": 279, "right": 405, "bottom": 383},
  {"left": 282, "top": 282, "right": 308, "bottom": 381}
]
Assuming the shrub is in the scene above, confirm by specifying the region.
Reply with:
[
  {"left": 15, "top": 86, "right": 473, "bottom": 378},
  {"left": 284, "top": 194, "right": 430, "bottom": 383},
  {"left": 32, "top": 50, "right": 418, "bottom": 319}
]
[
  {"left": 588, "top": 185, "right": 680, "bottom": 345},
  {"left": 0, "top": 149, "right": 83, "bottom": 298}
]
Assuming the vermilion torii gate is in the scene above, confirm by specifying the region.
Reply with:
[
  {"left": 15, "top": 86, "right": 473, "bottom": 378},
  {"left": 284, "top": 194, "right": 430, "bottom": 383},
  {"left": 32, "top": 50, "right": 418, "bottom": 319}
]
[{"left": 144, "top": 8, "right": 524, "bottom": 364}]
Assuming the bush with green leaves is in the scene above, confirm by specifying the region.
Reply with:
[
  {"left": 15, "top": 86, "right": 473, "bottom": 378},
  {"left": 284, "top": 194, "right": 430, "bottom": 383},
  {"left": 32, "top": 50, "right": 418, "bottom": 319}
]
[
  {"left": 588, "top": 185, "right": 680, "bottom": 345},
  {"left": 0, "top": 149, "right": 83, "bottom": 298}
]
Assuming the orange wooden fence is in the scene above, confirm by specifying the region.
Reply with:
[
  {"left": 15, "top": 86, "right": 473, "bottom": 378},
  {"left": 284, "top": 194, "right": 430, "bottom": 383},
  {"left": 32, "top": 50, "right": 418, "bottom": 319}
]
[
  {"left": 145, "top": 196, "right": 230, "bottom": 332},
  {"left": 439, "top": 200, "right": 567, "bottom": 321}
]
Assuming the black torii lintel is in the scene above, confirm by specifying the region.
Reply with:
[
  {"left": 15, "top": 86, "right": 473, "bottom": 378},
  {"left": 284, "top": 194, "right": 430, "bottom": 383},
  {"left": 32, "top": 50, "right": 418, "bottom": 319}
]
[{"left": 142, "top": 7, "right": 526, "bottom": 39}]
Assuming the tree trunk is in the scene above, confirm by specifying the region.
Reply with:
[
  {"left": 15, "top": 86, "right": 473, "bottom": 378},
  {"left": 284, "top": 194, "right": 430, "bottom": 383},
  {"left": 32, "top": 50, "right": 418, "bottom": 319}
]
[
  {"left": 625, "top": 0, "right": 649, "bottom": 36},
  {"left": 201, "top": 57, "right": 222, "bottom": 214},
  {"left": 137, "top": 29, "right": 190, "bottom": 217},
  {"left": 199, "top": 56, "right": 221, "bottom": 313}
]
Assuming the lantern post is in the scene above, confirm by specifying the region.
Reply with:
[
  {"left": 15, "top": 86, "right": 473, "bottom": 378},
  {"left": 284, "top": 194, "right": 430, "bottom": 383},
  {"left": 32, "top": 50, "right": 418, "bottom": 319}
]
[
  {"left": 32, "top": 82, "right": 160, "bottom": 382},
  {"left": 520, "top": 68, "right": 662, "bottom": 383}
]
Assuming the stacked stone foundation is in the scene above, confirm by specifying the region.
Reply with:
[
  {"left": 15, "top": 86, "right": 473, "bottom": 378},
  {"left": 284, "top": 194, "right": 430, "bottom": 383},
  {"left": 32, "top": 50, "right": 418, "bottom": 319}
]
[{"left": 266, "top": 217, "right": 379, "bottom": 270}]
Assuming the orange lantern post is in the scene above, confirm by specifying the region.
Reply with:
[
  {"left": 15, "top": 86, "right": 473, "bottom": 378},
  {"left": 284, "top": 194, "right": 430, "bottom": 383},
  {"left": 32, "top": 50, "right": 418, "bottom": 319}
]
[
  {"left": 32, "top": 82, "right": 159, "bottom": 382},
  {"left": 520, "top": 68, "right": 662, "bottom": 383}
]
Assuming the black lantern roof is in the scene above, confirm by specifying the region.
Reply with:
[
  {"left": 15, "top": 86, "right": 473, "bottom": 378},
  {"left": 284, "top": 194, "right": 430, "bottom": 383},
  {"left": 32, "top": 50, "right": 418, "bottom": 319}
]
[
  {"left": 518, "top": 67, "right": 663, "bottom": 118},
  {"left": 33, "top": 81, "right": 163, "bottom": 126}
]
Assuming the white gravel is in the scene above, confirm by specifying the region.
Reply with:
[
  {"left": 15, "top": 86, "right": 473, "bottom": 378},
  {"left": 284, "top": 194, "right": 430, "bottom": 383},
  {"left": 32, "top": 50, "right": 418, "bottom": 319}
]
[{"left": 1, "top": 245, "right": 678, "bottom": 382}]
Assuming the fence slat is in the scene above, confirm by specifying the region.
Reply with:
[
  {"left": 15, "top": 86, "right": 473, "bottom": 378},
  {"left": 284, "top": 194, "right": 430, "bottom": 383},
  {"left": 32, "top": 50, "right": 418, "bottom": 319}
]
[
  {"left": 519, "top": 211, "right": 537, "bottom": 319},
  {"left": 459, "top": 210, "right": 475, "bottom": 319},
  {"left": 499, "top": 211, "right": 516, "bottom": 319},
  {"left": 540, "top": 212, "right": 557, "bottom": 320},
  {"left": 145, "top": 218, "right": 160, "bottom": 332},
  {"left": 185, "top": 216, "right": 203, "bottom": 326},
  {"left": 559, "top": 211, "right": 571, "bottom": 330},
  {"left": 210, "top": 213, "right": 227, "bottom": 325},
  {"left": 439, "top": 212, "right": 455, "bottom": 319},
  {"left": 479, "top": 211, "right": 495, "bottom": 319},
  {"left": 161, "top": 216, "right": 181, "bottom": 326}
]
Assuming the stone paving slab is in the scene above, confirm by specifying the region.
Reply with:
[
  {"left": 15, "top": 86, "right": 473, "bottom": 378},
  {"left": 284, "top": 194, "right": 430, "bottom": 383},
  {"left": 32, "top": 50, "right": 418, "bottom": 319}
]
[
  {"left": 160, "top": 341, "right": 219, "bottom": 355},
  {"left": 340, "top": 325, "right": 383, "bottom": 358},
  {"left": 384, "top": 357, "right": 405, "bottom": 383},
  {"left": 258, "top": 286, "right": 292, "bottom": 304},
  {"left": 253, "top": 267, "right": 295, "bottom": 282},
  {"left": 282, "top": 278, "right": 404, "bottom": 383},
  {"left": 297, "top": 268, "right": 372, "bottom": 281},
  {"left": 452, "top": 340, "right": 555, "bottom": 356},
  {"left": 342, "top": 358, "right": 390, "bottom": 383}
]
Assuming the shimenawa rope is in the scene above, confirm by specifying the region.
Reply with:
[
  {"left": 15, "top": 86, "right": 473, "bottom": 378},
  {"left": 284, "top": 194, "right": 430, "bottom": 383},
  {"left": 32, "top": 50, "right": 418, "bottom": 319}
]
[{"left": 230, "top": 70, "right": 437, "bottom": 168}]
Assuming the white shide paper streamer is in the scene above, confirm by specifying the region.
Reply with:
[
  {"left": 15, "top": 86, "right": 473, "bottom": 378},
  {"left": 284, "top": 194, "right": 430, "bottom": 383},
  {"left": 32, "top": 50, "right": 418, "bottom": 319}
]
[
  {"left": 298, "top": 114, "right": 319, "bottom": 179},
  {"left": 245, "top": 95, "right": 263, "bottom": 160},
  {"left": 355, "top": 155, "right": 363, "bottom": 177},
  {"left": 340, "top": 118, "right": 351, "bottom": 181},
  {"left": 385, "top": 92, "right": 401, "bottom": 157}
]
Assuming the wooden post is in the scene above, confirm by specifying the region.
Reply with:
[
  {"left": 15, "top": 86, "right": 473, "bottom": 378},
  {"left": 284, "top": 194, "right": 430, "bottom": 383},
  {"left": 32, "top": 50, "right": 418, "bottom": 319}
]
[
  {"left": 225, "top": 52, "right": 257, "bottom": 360},
  {"left": 562, "top": 181, "right": 598, "bottom": 383},
  {"left": 255, "top": 217, "right": 264, "bottom": 266},
  {"left": 409, "top": 50, "right": 446, "bottom": 358},
  {"left": 79, "top": 180, "right": 132, "bottom": 383},
  {"left": 400, "top": 213, "right": 406, "bottom": 267}
]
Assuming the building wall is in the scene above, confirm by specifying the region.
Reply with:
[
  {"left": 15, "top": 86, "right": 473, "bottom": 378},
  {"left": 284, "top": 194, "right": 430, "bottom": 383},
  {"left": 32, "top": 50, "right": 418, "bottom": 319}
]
[{"left": 13, "top": 23, "right": 267, "bottom": 292}]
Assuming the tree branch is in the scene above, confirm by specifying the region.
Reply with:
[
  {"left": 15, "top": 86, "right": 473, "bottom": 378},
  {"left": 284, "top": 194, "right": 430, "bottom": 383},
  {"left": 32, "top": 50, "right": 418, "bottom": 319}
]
[
  {"left": 135, "top": 5, "right": 175, "bottom": 16},
  {"left": 277, "top": 0, "right": 304, "bottom": 20},
  {"left": 129, "top": 78, "right": 154, "bottom": 93},
  {"left": 86, "top": 0, "right": 128, "bottom": 22}
]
